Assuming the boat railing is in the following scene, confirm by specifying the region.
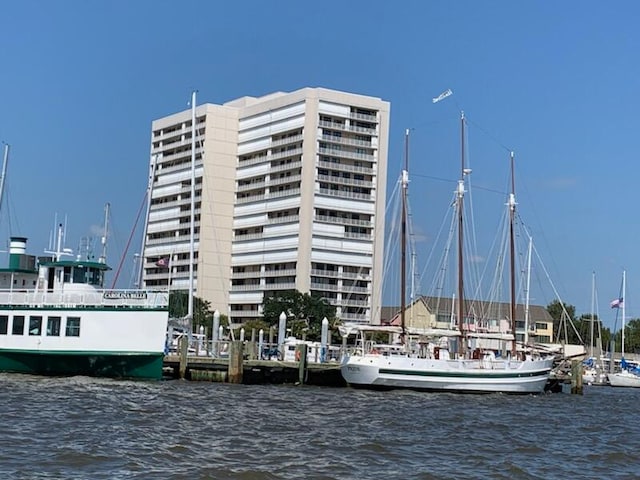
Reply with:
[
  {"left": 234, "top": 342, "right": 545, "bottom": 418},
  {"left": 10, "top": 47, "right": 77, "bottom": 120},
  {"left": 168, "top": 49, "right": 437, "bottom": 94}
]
[{"left": 0, "top": 289, "right": 169, "bottom": 309}]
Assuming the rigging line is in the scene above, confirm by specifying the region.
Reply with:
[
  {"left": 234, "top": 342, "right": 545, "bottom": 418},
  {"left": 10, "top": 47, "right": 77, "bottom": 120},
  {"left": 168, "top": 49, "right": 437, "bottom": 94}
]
[
  {"left": 110, "top": 190, "right": 147, "bottom": 289},
  {"left": 411, "top": 172, "right": 507, "bottom": 196},
  {"left": 465, "top": 116, "right": 513, "bottom": 154}
]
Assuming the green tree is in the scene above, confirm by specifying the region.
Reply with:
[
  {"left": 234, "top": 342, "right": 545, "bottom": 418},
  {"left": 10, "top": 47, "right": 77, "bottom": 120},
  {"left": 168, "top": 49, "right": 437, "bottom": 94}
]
[
  {"left": 262, "top": 290, "right": 336, "bottom": 341},
  {"left": 546, "top": 299, "right": 580, "bottom": 344},
  {"left": 168, "top": 291, "right": 227, "bottom": 333}
]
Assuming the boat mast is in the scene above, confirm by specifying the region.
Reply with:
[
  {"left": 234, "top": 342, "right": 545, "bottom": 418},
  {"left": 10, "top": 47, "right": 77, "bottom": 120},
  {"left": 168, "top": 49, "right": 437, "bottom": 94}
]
[
  {"left": 508, "top": 151, "right": 517, "bottom": 357},
  {"left": 99, "top": 203, "right": 110, "bottom": 264},
  {"left": 622, "top": 269, "right": 626, "bottom": 359},
  {"left": 137, "top": 153, "right": 159, "bottom": 288},
  {"left": 0, "top": 144, "right": 9, "bottom": 214},
  {"left": 457, "top": 112, "right": 466, "bottom": 356},
  {"left": 400, "top": 128, "right": 409, "bottom": 342},
  {"left": 589, "top": 271, "right": 595, "bottom": 359},
  {"left": 188, "top": 90, "right": 197, "bottom": 320}
]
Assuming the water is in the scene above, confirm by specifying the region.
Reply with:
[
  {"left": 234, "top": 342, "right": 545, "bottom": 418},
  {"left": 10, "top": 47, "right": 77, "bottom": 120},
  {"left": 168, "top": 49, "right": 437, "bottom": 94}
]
[{"left": 0, "top": 374, "right": 638, "bottom": 480}]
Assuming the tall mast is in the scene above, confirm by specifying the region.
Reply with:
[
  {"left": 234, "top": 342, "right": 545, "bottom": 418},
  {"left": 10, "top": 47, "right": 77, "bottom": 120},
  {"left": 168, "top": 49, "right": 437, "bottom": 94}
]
[
  {"left": 137, "top": 153, "right": 159, "bottom": 288},
  {"left": 589, "top": 271, "right": 595, "bottom": 359},
  {"left": 457, "top": 112, "right": 466, "bottom": 356},
  {"left": 0, "top": 144, "right": 9, "bottom": 214},
  {"left": 400, "top": 128, "right": 409, "bottom": 341},
  {"left": 622, "top": 269, "right": 626, "bottom": 358},
  {"left": 508, "top": 151, "right": 517, "bottom": 357},
  {"left": 99, "top": 202, "right": 110, "bottom": 264},
  {"left": 188, "top": 90, "right": 197, "bottom": 320}
]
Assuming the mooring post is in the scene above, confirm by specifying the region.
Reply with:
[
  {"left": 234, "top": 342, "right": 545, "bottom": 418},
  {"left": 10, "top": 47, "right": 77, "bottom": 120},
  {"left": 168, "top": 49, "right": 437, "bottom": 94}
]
[
  {"left": 228, "top": 340, "right": 244, "bottom": 384},
  {"left": 297, "top": 344, "right": 308, "bottom": 385},
  {"left": 179, "top": 334, "right": 188, "bottom": 380},
  {"left": 571, "top": 359, "right": 583, "bottom": 394}
]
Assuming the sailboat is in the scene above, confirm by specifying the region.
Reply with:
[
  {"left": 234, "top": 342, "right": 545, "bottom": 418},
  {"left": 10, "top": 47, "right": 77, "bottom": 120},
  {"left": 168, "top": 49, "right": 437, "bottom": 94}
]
[
  {"left": 340, "top": 114, "right": 554, "bottom": 394},
  {"left": 608, "top": 271, "right": 640, "bottom": 387},
  {"left": 581, "top": 272, "right": 608, "bottom": 386}
]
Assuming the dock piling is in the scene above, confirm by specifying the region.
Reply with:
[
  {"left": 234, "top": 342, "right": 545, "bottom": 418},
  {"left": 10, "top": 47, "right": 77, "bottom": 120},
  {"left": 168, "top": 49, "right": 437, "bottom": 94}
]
[{"left": 571, "top": 360, "right": 583, "bottom": 394}]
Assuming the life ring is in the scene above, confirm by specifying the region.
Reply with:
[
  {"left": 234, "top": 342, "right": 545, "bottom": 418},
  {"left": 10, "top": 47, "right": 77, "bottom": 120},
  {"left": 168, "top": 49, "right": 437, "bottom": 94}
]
[{"left": 295, "top": 349, "right": 301, "bottom": 361}]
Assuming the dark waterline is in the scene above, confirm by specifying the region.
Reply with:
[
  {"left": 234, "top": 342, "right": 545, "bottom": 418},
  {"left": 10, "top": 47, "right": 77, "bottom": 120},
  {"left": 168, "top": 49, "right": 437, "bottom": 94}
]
[{"left": 0, "top": 374, "right": 638, "bottom": 479}]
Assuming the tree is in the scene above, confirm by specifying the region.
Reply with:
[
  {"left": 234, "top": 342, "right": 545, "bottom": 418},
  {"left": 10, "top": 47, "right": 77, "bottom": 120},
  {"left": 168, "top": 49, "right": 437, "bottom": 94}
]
[
  {"left": 168, "top": 291, "right": 225, "bottom": 333},
  {"left": 546, "top": 299, "right": 580, "bottom": 344},
  {"left": 262, "top": 290, "right": 336, "bottom": 341}
]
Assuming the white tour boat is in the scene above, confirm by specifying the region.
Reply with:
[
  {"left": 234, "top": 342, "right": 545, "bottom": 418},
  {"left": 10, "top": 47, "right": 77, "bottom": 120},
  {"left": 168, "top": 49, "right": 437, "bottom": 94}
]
[{"left": 0, "top": 231, "right": 169, "bottom": 380}]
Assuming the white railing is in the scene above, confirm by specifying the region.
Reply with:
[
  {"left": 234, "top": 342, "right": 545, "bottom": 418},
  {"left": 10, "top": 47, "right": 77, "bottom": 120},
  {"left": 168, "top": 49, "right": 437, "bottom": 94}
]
[{"left": 0, "top": 289, "right": 169, "bottom": 309}]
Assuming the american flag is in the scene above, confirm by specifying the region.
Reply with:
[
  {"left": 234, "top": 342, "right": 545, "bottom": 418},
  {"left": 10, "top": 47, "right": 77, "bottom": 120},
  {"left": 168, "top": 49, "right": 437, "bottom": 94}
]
[
  {"left": 610, "top": 297, "right": 623, "bottom": 309},
  {"left": 156, "top": 257, "right": 169, "bottom": 268}
]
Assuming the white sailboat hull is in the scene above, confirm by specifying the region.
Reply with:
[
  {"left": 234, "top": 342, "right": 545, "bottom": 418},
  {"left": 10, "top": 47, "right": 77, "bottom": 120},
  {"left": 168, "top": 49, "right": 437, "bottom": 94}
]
[
  {"left": 341, "top": 354, "right": 553, "bottom": 394},
  {"left": 608, "top": 370, "right": 640, "bottom": 388}
]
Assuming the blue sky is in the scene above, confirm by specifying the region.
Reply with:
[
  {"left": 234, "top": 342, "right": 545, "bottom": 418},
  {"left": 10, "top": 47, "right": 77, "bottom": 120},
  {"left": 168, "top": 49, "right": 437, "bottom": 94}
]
[{"left": 0, "top": 1, "right": 637, "bottom": 330}]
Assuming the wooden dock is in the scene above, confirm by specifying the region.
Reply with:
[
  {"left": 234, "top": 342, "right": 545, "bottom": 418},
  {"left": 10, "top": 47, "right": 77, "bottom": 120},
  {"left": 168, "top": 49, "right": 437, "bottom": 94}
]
[{"left": 163, "top": 340, "right": 345, "bottom": 387}]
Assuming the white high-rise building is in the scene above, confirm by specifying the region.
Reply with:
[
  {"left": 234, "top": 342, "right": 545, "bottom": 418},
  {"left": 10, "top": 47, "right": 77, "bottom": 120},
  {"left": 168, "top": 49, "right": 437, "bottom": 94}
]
[{"left": 143, "top": 87, "right": 390, "bottom": 324}]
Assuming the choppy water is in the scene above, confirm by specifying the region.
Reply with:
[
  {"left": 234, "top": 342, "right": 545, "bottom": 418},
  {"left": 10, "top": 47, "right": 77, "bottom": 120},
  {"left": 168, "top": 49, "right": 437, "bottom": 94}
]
[{"left": 0, "top": 374, "right": 638, "bottom": 479}]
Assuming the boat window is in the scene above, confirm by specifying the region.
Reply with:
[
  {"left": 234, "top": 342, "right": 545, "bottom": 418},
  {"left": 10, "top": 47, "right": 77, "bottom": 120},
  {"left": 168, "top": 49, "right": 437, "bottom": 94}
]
[
  {"left": 47, "top": 316, "right": 61, "bottom": 336},
  {"left": 29, "top": 316, "right": 42, "bottom": 336},
  {"left": 0, "top": 315, "right": 7, "bottom": 334},
  {"left": 87, "top": 268, "right": 103, "bottom": 286},
  {"left": 63, "top": 266, "right": 72, "bottom": 283},
  {"left": 12, "top": 315, "right": 24, "bottom": 335},
  {"left": 73, "top": 267, "right": 87, "bottom": 284},
  {"left": 65, "top": 316, "right": 81, "bottom": 337}
]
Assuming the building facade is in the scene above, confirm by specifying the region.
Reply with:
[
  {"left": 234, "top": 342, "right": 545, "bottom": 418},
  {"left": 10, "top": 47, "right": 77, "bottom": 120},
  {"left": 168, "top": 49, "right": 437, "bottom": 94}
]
[{"left": 143, "top": 88, "right": 390, "bottom": 325}]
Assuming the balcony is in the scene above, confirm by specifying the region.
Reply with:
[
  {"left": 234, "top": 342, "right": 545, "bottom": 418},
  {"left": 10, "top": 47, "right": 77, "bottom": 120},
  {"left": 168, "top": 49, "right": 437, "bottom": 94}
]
[
  {"left": 264, "top": 268, "right": 297, "bottom": 278},
  {"left": 267, "top": 214, "right": 299, "bottom": 224},
  {"left": 318, "top": 147, "right": 374, "bottom": 162},
  {"left": 317, "top": 160, "right": 374, "bottom": 175},
  {"left": 229, "top": 310, "right": 262, "bottom": 318},
  {"left": 316, "top": 174, "right": 373, "bottom": 189},
  {"left": 270, "top": 134, "right": 304, "bottom": 148},
  {"left": 318, "top": 188, "right": 372, "bottom": 201},
  {"left": 350, "top": 111, "right": 378, "bottom": 122},
  {"left": 230, "top": 284, "right": 261, "bottom": 292},
  {"left": 270, "top": 160, "right": 302, "bottom": 174},
  {"left": 231, "top": 270, "right": 261, "bottom": 279},
  {"left": 319, "top": 134, "right": 373, "bottom": 149},
  {"left": 315, "top": 214, "right": 372, "bottom": 228}
]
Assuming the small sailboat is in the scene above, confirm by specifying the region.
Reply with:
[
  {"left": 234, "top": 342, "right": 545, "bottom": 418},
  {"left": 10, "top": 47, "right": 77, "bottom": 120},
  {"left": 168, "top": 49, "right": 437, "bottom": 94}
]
[
  {"left": 608, "top": 271, "right": 640, "bottom": 387},
  {"left": 581, "top": 272, "right": 608, "bottom": 386},
  {"left": 340, "top": 114, "right": 554, "bottom": 394}
]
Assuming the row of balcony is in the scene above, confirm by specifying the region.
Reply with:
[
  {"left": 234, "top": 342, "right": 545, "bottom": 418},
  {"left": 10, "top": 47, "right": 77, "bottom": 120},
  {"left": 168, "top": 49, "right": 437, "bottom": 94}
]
[
  {"left": 152, "top": 121, "right": 206, "bottom": 142},
  {"left": 318, "top": 146, "right": 374, "bottom": 162},
  {"left": 317, "top": 160, "right": 374, "bottom": 175},
  {"left": 318, "top": 120, "right": 377, "bottom": 136},
  {"left": 315, "top": 214, "right": 372, "bottom": 228},
  {"left": 236, "top": 188, "right": 301, "bottom": 205},
  {"left": 319, "top": 133, "right": 373, "bottom": 149},
  {"left": 318, "top": 188, "right": 372, "bottom": 202},
  {"left": 238, "top": 147, "right": 303, "bottom": 168},
  {"left": 317, "top": 173, "right": 373, "bottom": 189}
]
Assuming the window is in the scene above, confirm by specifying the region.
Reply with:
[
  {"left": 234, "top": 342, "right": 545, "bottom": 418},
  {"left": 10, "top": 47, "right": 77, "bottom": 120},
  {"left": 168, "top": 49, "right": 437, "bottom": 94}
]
[
  {"left": 47, "top": 316, "right": 61, "bottom": 336},
  {"left": 12, "top": 316, "right": 25, "bottom": 335},
  {"left": 29, "top": 316, "right": 42, "bottom": 336},
  {"left": 65, "top": 317, "right": 81, "bottom": 337},
  {"left": 0, "top": 315, "right": 7, "bottom": 334}
]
